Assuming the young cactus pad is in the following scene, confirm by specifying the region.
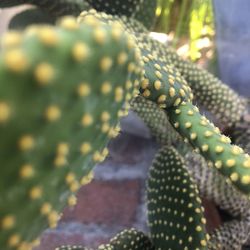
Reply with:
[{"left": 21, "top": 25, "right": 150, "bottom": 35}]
[
  {"left": 147, "top": 146, "right": 208, "bottom": 249},
  {"left": 167, "top": 101, "right": 250, "bottom": 195},
  {"left": 139, "top": 49, "right": 192, "bottom": 109},
  {"left": 164, "top": 47, "right": 247, "bottom": 126},
  {"left": 0, "top": 16, "right": 143, "bottom": 250}
]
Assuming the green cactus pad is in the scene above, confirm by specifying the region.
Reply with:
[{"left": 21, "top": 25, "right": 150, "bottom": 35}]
[
  {"left": 139, "top": 50, "right": 192, "bottom": 109},
  {"left": 185, "top": 152, "right": 250, "bottom": 218},
  {"left": 167, "top": 101, "right": 250, "bottom": 195},
  {"left": 135, "top": 31, "right": 247, "bottom": 126},
  {"left": 164, "top": 47, "right": 247, "bottom": 126},
  {"left": 9, "top": 8, "right": 56, "bottom": 30},
  {"left": 133, "top": 0, "right": 157, "bottom": 30},
  {"left": 0, "top": 16, "right": 143, "bottom": 250},
  {"left": 0, "top": 0, "right": 91, "bottom": 17},
  {"left": 208, "top": 220, "right": 250, "bottom": 250},
  {"left": 78, "top": 9, "right": 148, "bottom": 35},
  {"left": 83, "top": 0, "right": 157, "bottom": 30},
  {"left": 97, "top": 228, "right": 154, "bottom": 250},
  {"left": 147, "top": 146, "right": 208, "bottom": 249},
  {"left": 130, "top": 95, "right": 179, "bottom": 145},
  {"left": 85, "top": 0, "right": 143, "bottom": 16},
  {"left": 231, "top": 112, "right": 250, "bottom": 154}
]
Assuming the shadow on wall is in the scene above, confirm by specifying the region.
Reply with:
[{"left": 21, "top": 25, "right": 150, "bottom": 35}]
[{"left": 213, "top": 0, "right": 250, "bottom": 97}]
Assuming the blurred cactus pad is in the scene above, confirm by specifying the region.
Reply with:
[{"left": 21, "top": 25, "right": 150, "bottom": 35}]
[
  {"left": 0, "top": 15, "right": 143, "bottom": 249},
  {"left": 1, "top": 1, "right": 250, "bottom": 250}
]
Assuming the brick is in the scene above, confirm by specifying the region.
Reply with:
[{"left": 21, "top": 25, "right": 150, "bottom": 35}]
[
  {"left": 34, "top": 231, "right": 85, "bottom": 250},
  {"left": 62, "top": 180, "right": 141, "bottom": 226},
  {"left": 35, "top": 224, "right": 114, "bottom": 250}
]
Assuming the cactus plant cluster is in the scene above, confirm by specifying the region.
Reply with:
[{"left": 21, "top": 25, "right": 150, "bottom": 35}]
[{"left": 0, "top": 0, "right": 250, "bottom": 250}]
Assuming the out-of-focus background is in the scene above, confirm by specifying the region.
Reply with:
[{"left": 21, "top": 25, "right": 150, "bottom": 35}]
[{"left": 0, "top": 1, "right": 250, "bottom": 249}]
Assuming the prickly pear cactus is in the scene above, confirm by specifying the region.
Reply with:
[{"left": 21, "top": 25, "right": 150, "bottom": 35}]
[
  {"left": 1, "top": 1, "right": 250, "bottom": 250},
  {"left": 0, "top": 0, "right": 91, "bottom": 17},
  {"left": 147, "top": 146, "right": 209, "bottom": 249},
  {"left": 0, "top": 16, "right": 143, "bottom": 250},
  {"left": 56, "top": 228, "right": 154, "bottom": 250}
]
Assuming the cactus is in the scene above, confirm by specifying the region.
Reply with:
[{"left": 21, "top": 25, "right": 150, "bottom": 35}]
[
  {"left": 167, "top": 101, "right": 250, "bottom": 195},
  {"left": 132, "top": 25, "right": 248, "bottom": 127},
  {"left": 230, "top": 111, "right": 250, "bottom": 154},
  {"left": 85, "top": 0, "right": 157, "bottom": 29},
  {"left": 98, "top": 228, "right": 154, "bottom": 250},
  {"left": 130, "top": 95, "right": 178, "bottom": 145},
  {"left": 164, "top": 47, "right": 248, "bottom": 126},
  {"left": 185, "top": 153, "right": 250, "bottom": 249},
  {"left": 0, "top": 0, "right": 91, "bottom": 30},
  {"left": 8, "top": 8, "right": 56, "bottom": 30},
  {"left": 1, "top": 1, "right": 250, "bottom": 250},
  {"left": 0, "top": 0, "right": 91, "bottom": 17},
  {"left": 147, "top": 146, "right": 209, "bottom": 249},
  {"left": 208, "top": 220, "right": 250, "bottom": 250},
  {"left": 0, "top": 16, "right": 143, "bottom": 249},
  {"left": 133, "top": 0, "right": 157, "bottom": 30},
  {"left": 139, "top": 49, "right": 193, "bottom": 108},
  {"left": 56, "top": 228, "right": 154, "bottom": 250},
  {"left": 135, "top": 47, "right": 250, "bottom": 196}
]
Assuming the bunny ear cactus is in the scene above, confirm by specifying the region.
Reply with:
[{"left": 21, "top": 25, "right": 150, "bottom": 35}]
[
  {"left": 163, "top": 47, "right": 248, "bottom": 127},
  {"left": 0, "top": 0, "right": 91, "bottom": 17},
  {"left": 130, "top": 95, "right": 179, "bottom": 145},
  {"left": 185, "top": 152, "right": 250, "bottom": 218},
  {"left": 56, "top": 228, "right": 154, "bottom": 250},
  {"left": 231, "top": 112, "right": 250, "bottom": 154},
  {"left": 133, "top": 24, "right": 248, "bottom": 127},
  {"left": 0, "top": 16, "right": 143, "bottom": 250},
  {"left": 139, "top": 49, "right": 193, "bottom": 109},
  {"left": 185, "top": 152, "right": 250, "bottom": 249},
  {"left": 167, "top": 101, "right": 250, "bottom": 195},
  {"left": 136, "top": 49, "right": 250, "bottom": 196},
  {"left": 85, "top": 0, "right": 142, "bottom": 16},
  {"left": 98, "top": 228, "right": 154, "bottom": 250},
  {"left": 147, "top": 146, "right": 209, "bottom": 249},
  {"left": 209, "top": 220, "right": 250, "bottom": 250},
  {"left": 133, "top": 0, "right": 157, "bottom": 30},
  {"left": 84, "top": 0, "right": 157, "bottom": 29},
  {"left": 8, "top": 9, "right": 56, "bottom": 30}
]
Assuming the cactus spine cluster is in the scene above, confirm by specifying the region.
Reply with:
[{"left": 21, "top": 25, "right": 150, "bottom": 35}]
[{"left": 0, "top": 0, "right": 250, "bottom": 249}]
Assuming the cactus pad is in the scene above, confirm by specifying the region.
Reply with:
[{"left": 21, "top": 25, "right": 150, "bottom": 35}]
[
  {"left": 0, "top": 16, "right": 143, "bottom": 250},
  {"left": 147, "top": 146, "right": 209, "bottom": 249},
  {"left": 164, "top": 48, "right": 248, "bottom": 126},
  {"left": 130, "top": 95, "right": 178, "bottom": 145},
  {"left": 0, "top": 0, "right": 91, "bottom": 17},
  {"left": 99, "top": 228, "right": 154, "bottom": 250},
  {"left": 139, "top": 50, "right": 192, "bottom": 109},
  {"left": 167, "top": 101, "right": 250, "bottom": 195}
]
